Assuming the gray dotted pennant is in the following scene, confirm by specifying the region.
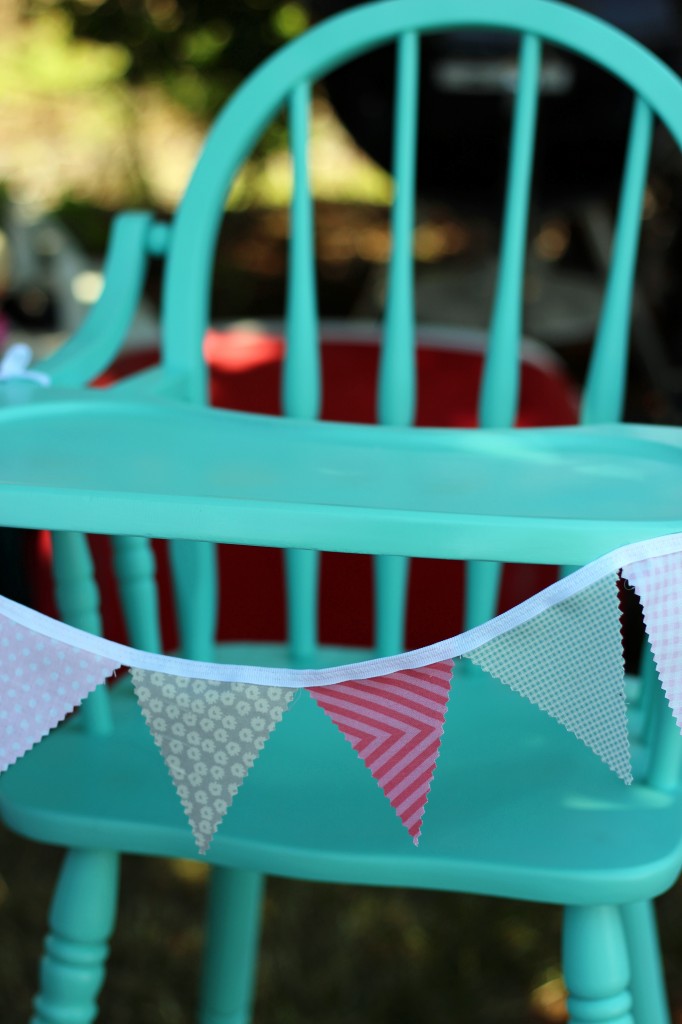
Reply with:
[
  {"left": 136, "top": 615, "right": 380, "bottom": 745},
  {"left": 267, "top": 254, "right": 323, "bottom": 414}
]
[{"left": 465, "top": 575, "right": 631, "bottom": 782}]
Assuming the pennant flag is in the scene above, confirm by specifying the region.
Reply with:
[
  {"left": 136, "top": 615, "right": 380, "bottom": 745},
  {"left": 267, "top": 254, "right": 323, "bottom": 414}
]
[
  {"left": 623, "top": 551, "right": 682, "bottom": 730},
  {"left": 0, "top": 614, "right": 120, "bottom": 772},
  {"left": 308, "top": 660, "right": 454, "bottom": 845},
  {"left": 465, "top": 575, "right": 631, "bottom": 782},
  {"left": 130, "top": 669, "right": 294, "bottom": 853}
]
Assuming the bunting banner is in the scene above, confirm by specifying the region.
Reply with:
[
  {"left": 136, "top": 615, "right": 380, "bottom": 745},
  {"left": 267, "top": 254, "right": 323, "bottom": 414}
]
[
  {"left": 309, "top": 660, "right": 453, "bottom": 845},
  {"left": 2, "top": 531, "right": 682, "bottom": 851},
  {"left": 623, "top": 551, "right": 682, "bottom": 731},
  {"left": 131, "top": 669, "right": 294, "bottom": 853},
  {"left": 464, "top": 576, "right": 631, "bottom": 782},
  {"left": 0, "top": 614, "right": 120, "bottom": 773}
]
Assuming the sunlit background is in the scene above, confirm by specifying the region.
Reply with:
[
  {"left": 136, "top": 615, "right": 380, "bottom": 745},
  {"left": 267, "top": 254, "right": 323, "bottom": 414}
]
[
  {"left": 3, "top": 0, "right": 682, "bottom": 417},
  {"left": 0, "top": 0, "right": 397, "bottom": 348}
]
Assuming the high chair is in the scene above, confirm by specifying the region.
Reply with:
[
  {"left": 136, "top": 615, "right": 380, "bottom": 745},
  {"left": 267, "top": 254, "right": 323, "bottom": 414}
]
[{"left": 2, "top": 2, "right": 682, "bottom": 1022}]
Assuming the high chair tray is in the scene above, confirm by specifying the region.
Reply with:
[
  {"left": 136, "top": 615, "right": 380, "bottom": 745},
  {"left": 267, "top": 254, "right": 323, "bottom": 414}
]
[{"left": 0, "top": 385, "right": 681, "bottom": 564}]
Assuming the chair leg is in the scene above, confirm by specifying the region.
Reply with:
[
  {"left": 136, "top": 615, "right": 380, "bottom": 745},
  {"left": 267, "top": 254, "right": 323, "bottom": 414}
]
[
  {"left": 563, "top": 905, "right": 634, "bottom": 1024},
  {"left": 620, "top": 901, "right": 671, "bottom": 1024},
  {"left": 31, "top": 849, "right": 120, "bottom": 1024},
  {"left": 199, "top": 867, "right": 265, "bottom": 1024}
]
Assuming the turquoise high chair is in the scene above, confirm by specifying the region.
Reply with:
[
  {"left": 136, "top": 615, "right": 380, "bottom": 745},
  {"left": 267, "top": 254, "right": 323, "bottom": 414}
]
[{"left": 3, "top": 2, "right": 682, "bottom": 1022}]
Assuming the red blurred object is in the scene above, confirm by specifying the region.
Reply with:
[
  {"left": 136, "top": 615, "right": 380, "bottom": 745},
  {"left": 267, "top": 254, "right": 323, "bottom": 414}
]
[{"left": 33, "top": 324, "right": 579, "bottom": 653}]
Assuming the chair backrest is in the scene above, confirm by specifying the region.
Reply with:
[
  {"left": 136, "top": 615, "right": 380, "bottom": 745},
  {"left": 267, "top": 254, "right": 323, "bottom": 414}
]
[
  {"left": 156, "top": 0, "right": 682, "bottom": 643},
  {"left": 161, "top": 0, "right": 682, "bottom": 424},
  {"left": 50, "top": 0, "right": 682, "bottom": 790}
]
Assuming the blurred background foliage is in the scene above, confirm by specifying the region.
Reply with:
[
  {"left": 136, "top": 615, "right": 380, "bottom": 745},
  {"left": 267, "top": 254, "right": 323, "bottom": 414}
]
[
  {"left": 52, "top": 0, "right": 310, "bottom": 117},
  {"left": 0, "top": 0, "right": 391, "bottom": 215}
]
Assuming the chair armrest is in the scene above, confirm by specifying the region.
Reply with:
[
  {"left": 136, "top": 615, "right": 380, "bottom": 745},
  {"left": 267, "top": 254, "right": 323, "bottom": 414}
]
[
  {"left": 35, "top": 211, "right": 157, "bottom": 387},
  {"left": 109, "top": 364, "right": 187, "bottom": 399}
]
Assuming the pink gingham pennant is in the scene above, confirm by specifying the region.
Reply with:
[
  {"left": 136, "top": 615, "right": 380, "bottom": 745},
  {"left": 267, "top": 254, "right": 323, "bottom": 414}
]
[
  {"left": 0, "top": 612, "right": 120, "bottom": 772},
  {"left": 623, "top": 551, "right": 682, "bottom": 729}
]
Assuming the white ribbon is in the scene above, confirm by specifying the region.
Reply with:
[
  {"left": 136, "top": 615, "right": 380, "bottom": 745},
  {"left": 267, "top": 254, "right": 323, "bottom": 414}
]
[
  {"left": 1, "top": 532, "right": 681, "bottom": 688},
  {"left": 0, "top": 343, "right": 51, "bottom": 387}
]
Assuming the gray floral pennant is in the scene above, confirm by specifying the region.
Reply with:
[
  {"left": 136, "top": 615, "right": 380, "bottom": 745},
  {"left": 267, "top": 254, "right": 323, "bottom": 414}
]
[{"left": 130, "top": 669, "right": 295, "bottom": 853}]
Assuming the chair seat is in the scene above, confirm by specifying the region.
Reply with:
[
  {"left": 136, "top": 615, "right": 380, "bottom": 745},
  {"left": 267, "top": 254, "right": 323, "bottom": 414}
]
[
  {"left": 2, "top": 660, "right": 681, "bottom": 907},
  {"left": 1, "top": 385, "right": 682, "bottom": 564}
]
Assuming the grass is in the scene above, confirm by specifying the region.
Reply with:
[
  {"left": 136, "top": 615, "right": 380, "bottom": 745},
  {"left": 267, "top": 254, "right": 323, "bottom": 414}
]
[
  {"left": 3, "top": 826, "right": 682, "bottom": 1023},
  {"left": 0, "top": 828, "right": 561, "bottom": 1024}
]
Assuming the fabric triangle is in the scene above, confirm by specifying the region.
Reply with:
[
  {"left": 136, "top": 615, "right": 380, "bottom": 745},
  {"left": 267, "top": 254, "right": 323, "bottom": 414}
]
[
  {"left": 622, "top": 551, "right": 682, "bottom": 730},
  {"left": 130, "top": 669, "right": 294, "bottom": 853},
  {"left": 465, "top": 574, "right": 631, "bottom": 782},
  {"left": 0, "top": 613, "right": 119, "bottom": 772},
  {"left": 308, "top": 659, "right": 454, "bottom": 845}
]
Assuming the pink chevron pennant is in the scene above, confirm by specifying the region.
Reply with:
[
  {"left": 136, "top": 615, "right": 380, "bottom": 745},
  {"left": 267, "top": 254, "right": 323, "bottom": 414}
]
[
  {"left": 623, "top": 550, "right": 682, "bottom": 730},
  {"left": 0, "top": 612, "right": 120, "bottom": 772},
  {"left": 465, "top": 574, "right": 631, "bottom": 782},
  {"left": 308, "top": 659, "right": 454, "bottom": 845}
]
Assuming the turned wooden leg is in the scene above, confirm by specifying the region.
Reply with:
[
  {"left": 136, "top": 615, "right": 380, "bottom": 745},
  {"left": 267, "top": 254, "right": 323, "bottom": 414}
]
[
  {"left": 31, "top": 849, "right": 120, "bottom": 1024},
  {"left": 563, "top": 905, "right": 634, "bottom": 1024},
  {"left": 199, "top": 867, "right": 265, "bottom": 1024},
  {"left": 621, "top": 901, "right": 670, "bottom": 1024},
  {"left": 111, "top": 535, "right": 162, "bottom": 653},
  {"left": 169, "top": 540, "right": 218, "bottom": 661}
]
